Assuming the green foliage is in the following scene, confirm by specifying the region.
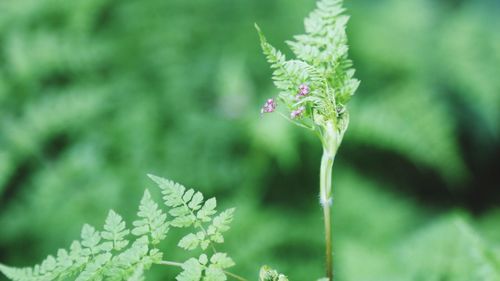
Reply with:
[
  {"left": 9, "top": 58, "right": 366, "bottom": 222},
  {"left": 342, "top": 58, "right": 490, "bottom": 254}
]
[
  {"left": 0, "top": 0, "right": 498, "bottom": 280},
  {"left": 0, "top": 219, "right": 157, "bottom": 281},
  {"left": 397, "top": 216, "right": 500, "bottom": 281},
  {"left": 0, "top": 176, "right": 236, "bottom": 281}
]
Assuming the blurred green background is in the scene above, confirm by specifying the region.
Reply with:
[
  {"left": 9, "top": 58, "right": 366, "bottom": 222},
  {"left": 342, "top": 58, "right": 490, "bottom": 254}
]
[{"left": 0, "top": 0, "right": 499, "bottom": 280}]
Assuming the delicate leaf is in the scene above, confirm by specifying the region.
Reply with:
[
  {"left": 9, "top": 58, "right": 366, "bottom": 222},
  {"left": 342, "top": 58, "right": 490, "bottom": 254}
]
[
  {"left": 210, "top": 253, "right": 234, "bottom": 269},
  {"left": 102, "top": 210, "right": 130, "bottom": 251},
  {"left": 197, "top": 198, "right": 217, "bottom": 222},
  {"left": 81, "top": 224, "right": 102, "bottom": 254},
  {"left": 188, "top": 192, "right": 204, "bottom": 211},
  {"left": 132, "top": 190, "right": 168, "bottom": 245},
  {"left": 178, "top": 233, "right": 200, "bottom": 251},
  {"left": 176, "top": 258, "right": 203, "bottom": 281},
  {"left": 203, "top": 267, "right": 225, "bottom": 281},
  {"left": 147, "top": 174, "right": 186, "bottom": 207}
]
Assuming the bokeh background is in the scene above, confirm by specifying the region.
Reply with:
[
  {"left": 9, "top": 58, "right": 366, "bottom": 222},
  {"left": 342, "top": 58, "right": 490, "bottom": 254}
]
[{"left": 0, "top": 0, "right": 499, "bottom": 280}]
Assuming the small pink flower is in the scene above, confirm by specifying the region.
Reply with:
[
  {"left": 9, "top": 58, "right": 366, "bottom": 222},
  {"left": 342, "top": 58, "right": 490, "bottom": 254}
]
[
  {"left": 290, "top": 106, "right": 305, "bottom": 119},
  {"left": 299, "top": 84, "right": 310, "bottom": 95},
  {"left": 295, "top": 84, "right": 310, "bottom": 100},
  {"left": 261, "top": 98, "right": 277, "bottom": 114}
]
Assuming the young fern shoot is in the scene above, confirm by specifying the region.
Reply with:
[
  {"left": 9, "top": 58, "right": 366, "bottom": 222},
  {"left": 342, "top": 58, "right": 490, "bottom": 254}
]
[
  {"left": 256, "top": 0, "right": 359, "bottom": 280},
  {"left": 0, "top": 175, "right": 244, "bottom": 281}
]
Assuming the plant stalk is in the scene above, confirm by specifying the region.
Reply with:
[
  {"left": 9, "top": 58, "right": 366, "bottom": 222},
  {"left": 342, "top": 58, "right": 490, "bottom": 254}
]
[
  {"left": 320, "top": 149, "right": 334, "bottom": 280},
  {"left": 319, "top": 125, "right": 336, "bottom": 280}
]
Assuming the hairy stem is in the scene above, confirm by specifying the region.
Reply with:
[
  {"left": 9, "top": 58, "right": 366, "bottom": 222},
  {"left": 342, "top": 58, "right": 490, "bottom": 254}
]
[
  {"left": 158, "top": 260, "right": 248, "bottom": 281},
  {"left": 320, "top": 146, "right": 335, "bottom": 280}
]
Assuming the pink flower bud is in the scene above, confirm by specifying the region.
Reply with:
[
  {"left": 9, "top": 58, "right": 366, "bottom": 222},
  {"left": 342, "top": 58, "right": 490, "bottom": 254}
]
[
  {"left": 261, "top": 98, "right": 277, "bottom": 114},
  {"left": 299, "top": 84, "right": 310, "bottom": 95},
  {"left": 290, "top": 106, "right": 305, "bottom": 119},
  {"left": 295, "top": 84, "right": 310, "bottom": 100}
]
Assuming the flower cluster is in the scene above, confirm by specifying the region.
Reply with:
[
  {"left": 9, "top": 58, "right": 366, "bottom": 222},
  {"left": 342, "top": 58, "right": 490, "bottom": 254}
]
[{"left": 261, "top": 83, "right": 310, "bottom": 120}]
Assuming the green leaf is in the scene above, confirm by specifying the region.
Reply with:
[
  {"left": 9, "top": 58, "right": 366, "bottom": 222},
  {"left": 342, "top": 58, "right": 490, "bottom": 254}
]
[
  {"left": 102, "top": 210, "right": 130, "bottom": 251},
  {"left": 171, "top": 215, "right": 197, "bottom": 228},
  {"left": 188, "top": 192, "right": 204, "bottom": 210},
  {"left": 203, "top": 267, "right": 225, "bottom": 281},
  {"left": 198, "top": 254, "right": 208, "bottom": 266},
  {"left": 197, "top": 198, "right": 217, "bottom": 222},
  {"left": 209, "top": 253, "right": 234, "bottom": 269},
  {"left": 211, "top": 208, "right": 235, "bottom": 234},
  {"left": 132, "top": 190, "right": 168, "bottom": 245},
  {"left": 183, "top": 189, "right": 195, "bottom": 203},
  {"left": 176, "top": 258, "right": 203, "bottom": 281},
  {"left": 127, "top": 265, "right": 145, "bottom": 281},
  {"left": 169, "top": 206, "right": 191, "bottom": 217},
  {"left": 178, "top": 233, "right": 200, "bottom": 251},
  {"left": 147, "top": 174, "right": 186, "bottom": 207},
  {"left": 75, "top": 253, "right": 112, "bottom": 281},
  {"left": 81, "top": 224, "right": 102, "bottom": 254}
]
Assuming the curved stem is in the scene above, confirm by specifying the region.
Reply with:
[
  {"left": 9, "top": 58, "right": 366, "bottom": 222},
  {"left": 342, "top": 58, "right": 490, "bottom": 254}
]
[
  {"left": 158, "top": 260, "right": 248, "bottom": 281},
  {"left": 320, "top": 148, "right": 334, "bottom": 280}
]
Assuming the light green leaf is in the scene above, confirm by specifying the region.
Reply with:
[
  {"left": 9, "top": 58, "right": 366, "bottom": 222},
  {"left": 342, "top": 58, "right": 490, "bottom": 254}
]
[
  {"left": 210, "top": 253, "right": 234, "bottom": 269},
  {"left": 188, "top": 192, "right": 204, "bottom": 210},
  {"left": 81, "top": 224, "right": 101, "bottom": 254},
  {"left": 197, "top": 198, "right": 217, "bottom": 222},
  {"left": 176, "top": 258, "right": 203, "bottom": 281},
  {"left": 132, "top": 190, "right": 168, "bottom": 245},
  {"left": 178, "top": 233, "right": 200, "bottom": 251},
  {"left": 147, "top": 174, "right": 186, "bottom": 207},
  {"left": 102, "top": 210, "right": 130, "bottom": 251},
  {"left": 75, "top": 253, "right": 112, "bottom": 281},
  {"left": 203, "top": 267, "right": 225, "bottom": 281}
]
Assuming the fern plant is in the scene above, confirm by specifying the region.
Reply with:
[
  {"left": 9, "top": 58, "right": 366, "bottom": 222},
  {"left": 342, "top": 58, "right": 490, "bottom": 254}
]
[
  {"left": 256, "top": 0, "right": 358, "bottom": 280},
  {"left": 0, "top": 175, "right": 245, "bottom": 281}
]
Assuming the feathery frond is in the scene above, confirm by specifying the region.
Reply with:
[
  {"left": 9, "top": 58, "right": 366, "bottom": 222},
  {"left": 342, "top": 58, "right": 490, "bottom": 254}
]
[
  {"left": 0, "top": 176, "right": 237, "bottom": 281},
  {"left": 257, "top": 0, "right": 359, "bottom": 139},
  {"left": 147, "top": 174, "right": 233, "bottom": 252}
]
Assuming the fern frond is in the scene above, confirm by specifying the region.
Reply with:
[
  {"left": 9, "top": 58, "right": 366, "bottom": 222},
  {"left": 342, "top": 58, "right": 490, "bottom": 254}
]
[
  {"left": 147, "top": 174, "right": 233, "bottom": 252},
  {"left": 0, "top": 190, "right": 169, "bottom": 281},
  {"left": 132, "top": 190, "right": 169, "bottom": 245},
  {"left": 102, "top": 210, "right": 130, "bottom": 251},
  {"left": 288, "top": 0, "right": 359, "bottom": 106},
  {"left": 255, "top": 24, "right": 286, "bottom": 70},
  {"left": 257, "top": 0, "right": 359, "bottom": 133},
  {"left": 0, "top": 176, "right": 238, "bottom": 281},
  {"left": 256, "top": 24, "right": 328, "bottom": 114}
]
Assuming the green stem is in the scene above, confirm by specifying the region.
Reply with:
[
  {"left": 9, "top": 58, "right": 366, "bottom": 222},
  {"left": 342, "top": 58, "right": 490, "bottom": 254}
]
[
  {"left": 320, "top": 148, "right": 334, "bottom": 281},
  {"left": 158, "top": 260, "right": 248, "bottom": 281}
]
